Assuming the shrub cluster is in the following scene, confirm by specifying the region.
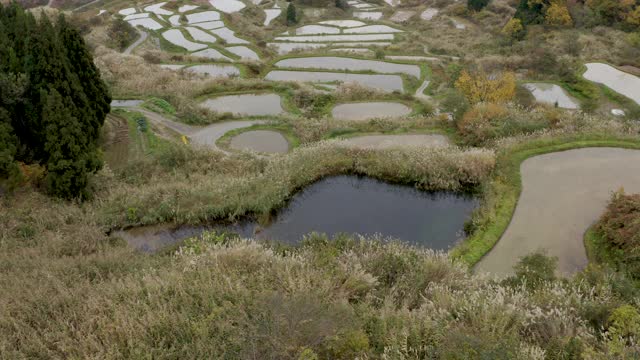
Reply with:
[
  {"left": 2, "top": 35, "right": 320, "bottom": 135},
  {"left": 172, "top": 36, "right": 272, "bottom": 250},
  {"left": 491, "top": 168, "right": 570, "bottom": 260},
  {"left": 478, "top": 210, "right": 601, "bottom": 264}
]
[
  {"left": 596, "top": 190, "right": 640, "bottom": 277},
  {"left": 456, "top": 103, "right": 551, "bottom": 146}
]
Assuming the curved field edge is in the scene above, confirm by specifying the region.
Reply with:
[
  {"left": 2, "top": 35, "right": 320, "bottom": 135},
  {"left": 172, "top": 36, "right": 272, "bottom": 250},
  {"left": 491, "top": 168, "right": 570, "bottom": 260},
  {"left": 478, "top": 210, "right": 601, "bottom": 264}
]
[
  {"left": 215, "top": 123, "right": 301, "bottom": 152},
  {"left": 99, "top": 143, "right": 495, "bottom": 230},
  {"left": 451, "top": 137, "right": 640, "bottom": 266}
]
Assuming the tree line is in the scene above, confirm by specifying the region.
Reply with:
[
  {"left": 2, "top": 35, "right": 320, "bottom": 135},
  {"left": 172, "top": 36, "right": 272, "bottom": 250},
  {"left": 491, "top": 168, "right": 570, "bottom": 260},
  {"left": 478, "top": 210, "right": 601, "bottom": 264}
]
[
  {"left": 0, "top": 3, "right": 111, "bottom": 199},
  {"left": 467, "top": 0, "right": 640, "bottom": 40}
]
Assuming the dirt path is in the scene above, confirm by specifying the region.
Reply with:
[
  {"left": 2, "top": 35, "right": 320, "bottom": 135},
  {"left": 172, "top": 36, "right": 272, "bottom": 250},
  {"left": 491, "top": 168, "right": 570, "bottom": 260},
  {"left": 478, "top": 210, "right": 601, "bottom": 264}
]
[
  {"left": 132, "top": 108, "right": 199, "bottom": 136},
  {"left": 123, "top": 29, "right": 148, "bottom": 55},
  {"left": 475, "top": 148, "right": 640, "bottom": 276},
  {"left": 117, "top": 106, "right": 264, "bottom": 153},
  {"left": 73, "top": 0, "right": 102, "bottom": 12},
  {"left": 102, "top": 114, "right": 131, "bottom": 168},
  {"left": 190, "top": 120, "right": 266, "bottom": 150},
  {"left": 415, "top": 80, "right": 430, "bottom": 101}
]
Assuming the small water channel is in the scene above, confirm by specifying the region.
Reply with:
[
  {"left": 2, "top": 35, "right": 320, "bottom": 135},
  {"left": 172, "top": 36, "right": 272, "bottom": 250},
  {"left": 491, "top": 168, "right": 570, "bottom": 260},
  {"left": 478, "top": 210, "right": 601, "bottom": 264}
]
[{"left": 114, "top": 176, "right": 478, "bottom": 252}]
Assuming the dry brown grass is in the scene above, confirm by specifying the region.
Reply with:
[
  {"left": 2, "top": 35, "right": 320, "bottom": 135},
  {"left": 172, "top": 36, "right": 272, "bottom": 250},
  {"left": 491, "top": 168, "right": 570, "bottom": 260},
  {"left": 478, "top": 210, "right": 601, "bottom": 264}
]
[{"left": 1, "top": 194, "right": 638, "bottom": 358}]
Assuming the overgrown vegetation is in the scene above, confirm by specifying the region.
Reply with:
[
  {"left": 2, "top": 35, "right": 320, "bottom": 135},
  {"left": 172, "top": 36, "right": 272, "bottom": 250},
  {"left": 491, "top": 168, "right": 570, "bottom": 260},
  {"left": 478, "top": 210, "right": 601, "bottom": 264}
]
[
  {"left": 107, "top": 17, "right": 137, "bottom": 51},
  {"left": 2, "top": 0, "right": 640, "bottom": 356},
  {"left": 589, "top": 190, "right": 640, "bottom": 279},
  {"left": 2, "top": 221, "right": 640, "bottom": 358}
]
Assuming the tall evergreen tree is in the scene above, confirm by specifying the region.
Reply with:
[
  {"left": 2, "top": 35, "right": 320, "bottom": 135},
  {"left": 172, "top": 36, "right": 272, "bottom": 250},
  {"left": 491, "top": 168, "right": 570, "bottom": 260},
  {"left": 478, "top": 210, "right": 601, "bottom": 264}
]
[
  {"left": 515, "top": 0, "right": 546, "bottom": 25},
  {"left": 287, "top": 3, "right": 297, "bottom": 25},
  {"left": 57, "top": 15, "right": 111, "bottom": 141},
  {"left": 0, "top": 108, "right": 17, "bottom": 177},
  {"left": 0, "top": 73, "right": 26, "bottom": 177},
  {"left": 468, "top": 0, "right": 490, "bottom": 11},
  {"left": 0, "top": 3, "right": 110, "bottom": 198},
  {"left": 42, "top": 88, "right": 100, "bottom": 199}
]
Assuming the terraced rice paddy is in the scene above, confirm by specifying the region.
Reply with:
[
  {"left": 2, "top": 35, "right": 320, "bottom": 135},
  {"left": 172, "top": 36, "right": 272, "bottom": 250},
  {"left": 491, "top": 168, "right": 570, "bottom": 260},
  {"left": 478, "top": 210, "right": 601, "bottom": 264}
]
[
  {"left": 159, "top": 64, "right": 186, "bottom": 70},
  {"left": 275, "top": 34, "right": 395, "bottom": 42},
  {"left": 390, "top": 10, "right": 414, "bottom": 22},
  {"left": 386, "top": 55, "right": 439, "bottom": 62},
  {"left": 193, "top": 21, "right": 225, "bottom": 30},
  {"left": 344, "top": 25, "right": 402, "bottom": 33},
  {"left": 264, "top": 8, "right": 281, "bottom": 25},
  {"left": 265, "top": 70, "right": 405, "bottom": 92},
  {"left": 162, "top": 29, "right": 208, "bottom": 51},
  {"left": 186, "top": 64, "right": 240, "bottom": 77},
  {"left": 123, "top": 13, "right": 149, "bottom": 21},
  {"left": 268, "top": 42, "right": 325, "bottom": 54},
  {"left": 145, "top": 2, "right": 172, "bottom": 16},
  {"left": 476, "top": 148, "right": 640, "bottom": 275},
  {"left": 226, "top": 46, "right": 260, "bottom": 60},
  {"left": 178, "top": 4, "right": 199, "bottom": 12},
  {"left": 319, "top": 20, "right": 366, "bottom": 27},
  {"left": 583, "top": 63, "right": 640, "bottom": 105},
  {"left": 268, "top": 42, "right": 391, "bottom": 54},
  {"left": 118, "top": 7, "right": 136, "bottom": 15},
  {"left": 128, "top": 18, "right": 163, "bottom": 30},
  {"left": 168, "top": 15, "right": 181, "bottom": 26},
  {"left": 208, "top": 0, "right": 245, "bottom": 13},
  {"left": 186, "top": 11, "right": 221, "bottom": 23},
  {"left": 184, "top": 27, "right": 218, "bottom": 43},
  {"left": 288, "top": 25, "right": 341, "bottom": 35},
  {"left": 189, "top": 120, "right": 265, "bottom": 149},
  {"left": 210, "top": 27, "right": 249, "bottom": 44},
  {"left": 191, "top": 48, "right": 231, "bottom": 60},
  {"left": 229, "top": 130, "right": 289, "bottom": 153},
  {"left": 347, "top": 0, "right": 378, "bottom": 9},
  {"left": 331, "top": 102, "right": 412, "bottom": 121},
  {"left": 420, "top": 8, "right": 438, "bottom": 20},
  {"left": 354, "top": 12, "right": 383, "bottom": 20},
  {"left": 117, "top": 2, "right": 259, "bottom": 63},
  {"left": 524, "top": 83, "right": 580, "bottom": 109},
  {"left": 274, "top": 57, "right": 420, "bottom": 77},
  {"left": 330, "top": 48, "right": 373, "bottom": 55},
  {"left": 270, "top": 19, "right": 400, "bottom": 50},
  {"left": 200, "top": 94, "right": 285, "bottom": 116}
]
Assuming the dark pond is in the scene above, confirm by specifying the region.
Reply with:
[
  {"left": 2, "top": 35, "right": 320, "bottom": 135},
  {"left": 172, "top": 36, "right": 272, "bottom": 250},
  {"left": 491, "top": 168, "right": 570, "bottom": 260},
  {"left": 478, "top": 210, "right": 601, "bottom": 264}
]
[{"left": 114, "top": 176, "right": 478, "bottom": 252}]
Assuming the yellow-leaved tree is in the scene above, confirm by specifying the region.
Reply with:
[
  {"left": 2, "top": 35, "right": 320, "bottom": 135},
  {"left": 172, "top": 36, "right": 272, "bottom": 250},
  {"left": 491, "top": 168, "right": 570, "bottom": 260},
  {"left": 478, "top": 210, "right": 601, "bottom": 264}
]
[
  {"left": 545, "top": 3, "right": 573, "bottom": 26},
  {"left": 455, "top": 70, "right": 517, "bottom": 104},
  {"left": 626, "top": 6, "right": 640, "bottom": 27},
  {"left": 502, "top": 18, "right": 525, "bottom": 40}
]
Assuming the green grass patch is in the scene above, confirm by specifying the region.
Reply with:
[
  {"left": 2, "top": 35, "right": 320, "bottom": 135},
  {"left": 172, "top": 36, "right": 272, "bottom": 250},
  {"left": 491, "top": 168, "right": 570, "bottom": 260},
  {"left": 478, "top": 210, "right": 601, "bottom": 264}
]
[
  {"left": 584, "top": 226, "right": 615, "bottom": 266},
  {"left": 142, "top": 97, "right": 177, "bottom": 116},
  {"left": 119, "top": 110, "right": 172, "bottom": 156}
]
